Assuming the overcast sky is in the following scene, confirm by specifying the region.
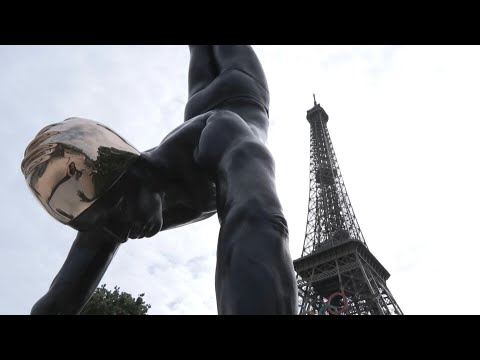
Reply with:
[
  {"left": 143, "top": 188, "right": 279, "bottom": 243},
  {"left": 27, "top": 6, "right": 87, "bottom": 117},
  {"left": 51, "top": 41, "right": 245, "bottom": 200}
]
[{"left": 1, "top": 45, "right": 479, "bottom": 315}]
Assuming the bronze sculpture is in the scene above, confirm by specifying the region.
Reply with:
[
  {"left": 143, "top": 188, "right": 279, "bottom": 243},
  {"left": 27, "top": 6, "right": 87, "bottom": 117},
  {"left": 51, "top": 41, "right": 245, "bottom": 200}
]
[{"left": 22, "top": 45, "right": 297, "bottom": 315}]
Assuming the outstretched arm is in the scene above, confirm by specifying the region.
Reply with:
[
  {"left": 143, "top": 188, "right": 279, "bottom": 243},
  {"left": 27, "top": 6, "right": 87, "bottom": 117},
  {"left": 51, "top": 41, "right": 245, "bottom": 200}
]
[{"left": 31, "top": 229, "right": 120, "bottom": 315}]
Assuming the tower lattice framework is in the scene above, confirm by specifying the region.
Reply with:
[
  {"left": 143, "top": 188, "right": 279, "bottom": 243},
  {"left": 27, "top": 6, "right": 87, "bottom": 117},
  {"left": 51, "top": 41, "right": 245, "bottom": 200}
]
[{"left": 293, "top": 98, "right": 403, "bottom": 315}]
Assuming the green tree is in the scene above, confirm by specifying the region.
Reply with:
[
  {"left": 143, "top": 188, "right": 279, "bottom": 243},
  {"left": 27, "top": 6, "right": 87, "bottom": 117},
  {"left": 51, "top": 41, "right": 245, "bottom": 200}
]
[{"left": 81, "top": 284, "right": 151, "bottom": 315}]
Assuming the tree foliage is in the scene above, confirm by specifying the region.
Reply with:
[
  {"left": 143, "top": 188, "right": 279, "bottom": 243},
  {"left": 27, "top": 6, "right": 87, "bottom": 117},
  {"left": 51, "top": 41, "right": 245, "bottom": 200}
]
[{"left": 81, "top": 284, "right": 151, "bottom": 315}]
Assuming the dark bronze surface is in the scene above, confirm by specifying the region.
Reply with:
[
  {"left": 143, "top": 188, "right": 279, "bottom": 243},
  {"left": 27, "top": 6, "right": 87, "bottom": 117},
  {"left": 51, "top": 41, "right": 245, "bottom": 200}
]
[{"left": 25, "top": 46, "right": 297, "bottom": 315}]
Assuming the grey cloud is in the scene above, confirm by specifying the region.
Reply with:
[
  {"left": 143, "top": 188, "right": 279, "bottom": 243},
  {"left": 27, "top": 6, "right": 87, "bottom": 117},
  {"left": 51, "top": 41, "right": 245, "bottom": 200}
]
[
  {"left": 186, "top": 255, "right": 214, "bottom": 279},
  {"left": 3, "top": 45, "right": 480, "bottom": 315}
]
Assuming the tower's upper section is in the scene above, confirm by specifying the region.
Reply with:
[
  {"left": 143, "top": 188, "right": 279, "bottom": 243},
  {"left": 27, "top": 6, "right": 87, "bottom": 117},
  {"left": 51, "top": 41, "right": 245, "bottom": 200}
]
[{"left": 307, "top": 94, "right": 329, "bottom": 125}]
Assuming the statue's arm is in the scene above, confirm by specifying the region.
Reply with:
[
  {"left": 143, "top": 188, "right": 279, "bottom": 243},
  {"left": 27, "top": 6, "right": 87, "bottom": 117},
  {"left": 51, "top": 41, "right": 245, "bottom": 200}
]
[{"left": 30, "top": 229, "right": 121, "bottom": 315}]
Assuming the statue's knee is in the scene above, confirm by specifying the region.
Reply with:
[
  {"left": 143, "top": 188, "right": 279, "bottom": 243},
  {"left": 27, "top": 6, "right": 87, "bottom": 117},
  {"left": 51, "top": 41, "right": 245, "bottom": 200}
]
[{"left": 228, "top": 198, "right": 289, "bottom": 239}]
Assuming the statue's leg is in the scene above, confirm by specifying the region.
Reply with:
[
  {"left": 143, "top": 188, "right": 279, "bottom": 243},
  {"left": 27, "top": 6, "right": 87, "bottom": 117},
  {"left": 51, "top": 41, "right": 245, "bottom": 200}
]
[
  {"left": 187, "top": 45, "right": 296, "bottom": 313},
  {"left": 185, "top": 46, "right": 270, "bottom": 143},
  {"left": 187, "top": 45, "right": 217, "bottom": 101},
  {"left": 211, "top": 45, "right": 268, "bottom": 93},
  {"left": 211, "top": 45, "right": 270, "bottom": 143},
  {"left": 215, "top": 137, "right": 297, "bottom": 315},
  {"left": 195, "top": 111, "right": 297, "bottom": 314}
]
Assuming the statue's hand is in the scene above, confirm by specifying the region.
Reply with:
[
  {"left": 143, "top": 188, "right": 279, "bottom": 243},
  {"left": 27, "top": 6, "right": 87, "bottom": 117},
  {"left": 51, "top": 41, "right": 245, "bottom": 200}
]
[
  {"left": 89, "top": 162, "right": 165, "bottom": 241},
  {"left": 113, "top": 164, "right": 164, "bottom": 239},
  {"left": 125, "top": 187, "right": 164, "bottom": 239}
]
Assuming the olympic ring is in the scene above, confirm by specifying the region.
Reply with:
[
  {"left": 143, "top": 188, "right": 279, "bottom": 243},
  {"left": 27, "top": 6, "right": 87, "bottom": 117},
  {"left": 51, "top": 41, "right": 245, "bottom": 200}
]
[
  {"left": 326, "top": 291, "right": 348, "bottom": 315},
  {"left": 306, "top": 290, "right": 348, "bottom": 315}
]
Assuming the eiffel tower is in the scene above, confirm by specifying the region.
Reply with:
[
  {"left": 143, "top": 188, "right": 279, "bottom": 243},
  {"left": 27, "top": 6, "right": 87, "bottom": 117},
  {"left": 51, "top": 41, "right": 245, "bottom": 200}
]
[{"left": 293, "top": 96, "right": 403, "bottom": 315}]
